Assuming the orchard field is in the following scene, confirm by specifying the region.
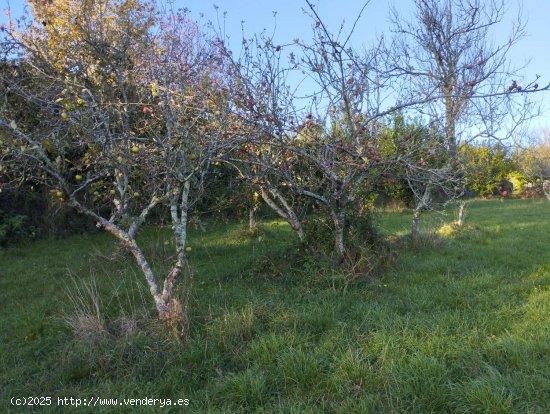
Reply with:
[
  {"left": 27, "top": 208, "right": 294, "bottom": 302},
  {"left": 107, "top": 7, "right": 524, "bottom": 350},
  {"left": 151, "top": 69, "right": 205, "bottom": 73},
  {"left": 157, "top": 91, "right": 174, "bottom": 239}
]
[
  {"left": 1, "top": 199, "right": 549, "bottom": 413},
  {"left": 2, "top": 0, "right": 550, "bottom": 412}
]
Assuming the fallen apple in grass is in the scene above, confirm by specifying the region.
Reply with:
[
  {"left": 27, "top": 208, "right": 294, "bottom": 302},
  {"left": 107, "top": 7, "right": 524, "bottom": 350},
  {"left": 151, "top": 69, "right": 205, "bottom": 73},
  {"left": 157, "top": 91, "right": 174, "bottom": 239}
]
[
  {"left": 75, "top": 174, "right": 83, "bottom": 181},
  {"left": 185, "top": 246, "right": 192, "bottom": 253},
  {"left": 131, "top": 146, "right": 139, "bottom": 154}
]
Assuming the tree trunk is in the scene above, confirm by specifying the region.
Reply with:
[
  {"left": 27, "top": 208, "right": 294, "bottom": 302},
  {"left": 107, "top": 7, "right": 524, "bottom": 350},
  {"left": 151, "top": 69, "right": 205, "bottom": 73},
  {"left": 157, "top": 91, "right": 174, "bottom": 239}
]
[
  {"left": 331, "top": 210, "right": 346, "bottom": 261},
  {"left": 543, "top": 180, "right": 550, "bottom": 201},
  {"left": 248, "top": 206, "right": 256, "bottom": 231},
  {"left": 260, "top": 187, "right": 304, "bottom": 241},
  {"left": 102, "top": 222, "right": 168, "bottom": 317},
  {"left": 457, "top": 201, "right": 467, "bottom": 226},
  {"left": 166, "top": 180, "right": 191, "bottom": 304},
  {"left": 71, "top": 200, "right": 168, "bottom": 317},
  {"left": 411, "top": 208, "right": 421, "bottom": 242},
  {"left": 411, "top": 185, "right": 432, "bottom": 242}
]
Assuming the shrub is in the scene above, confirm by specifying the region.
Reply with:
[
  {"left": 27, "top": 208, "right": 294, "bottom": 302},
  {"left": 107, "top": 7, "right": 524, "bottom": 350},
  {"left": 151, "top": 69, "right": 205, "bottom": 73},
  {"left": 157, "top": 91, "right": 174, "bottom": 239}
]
[
  {"left": 507, "top": 171, "right": 527, "bottom": 194},
  {"left": 0, "top": 210, "right": 36, "bottom": 246},
  {"left": 303, "top": 210, "right": 393, "bottom": 276}
]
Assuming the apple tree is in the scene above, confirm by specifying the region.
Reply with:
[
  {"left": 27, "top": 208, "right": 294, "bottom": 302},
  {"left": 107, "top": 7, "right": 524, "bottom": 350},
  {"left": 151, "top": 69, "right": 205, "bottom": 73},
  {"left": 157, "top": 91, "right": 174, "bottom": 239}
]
[
  {"left": 388, "top": 0, "right": 549, "bottom": 230},
  {"left": 223, "top": 1, "right": 425, "bottom": 262},
  {"left": 0, "top": 0, "right": 231, "bottom": 330}
]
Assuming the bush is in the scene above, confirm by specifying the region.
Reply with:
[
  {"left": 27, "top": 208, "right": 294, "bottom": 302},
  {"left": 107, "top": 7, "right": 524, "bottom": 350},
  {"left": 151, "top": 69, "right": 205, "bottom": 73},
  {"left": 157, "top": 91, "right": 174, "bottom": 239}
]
[
  {"left": 460, "top": 143, "right": 514, "bottom": 197},
  {"left": 507, "top": 171, "right": 527, "bottom": 194},
  {"left": 303, "top": 210, "right": 393, "bottom": 276},
  {"left": 0, "top": 210, "right": 36, "bottom": 246}
]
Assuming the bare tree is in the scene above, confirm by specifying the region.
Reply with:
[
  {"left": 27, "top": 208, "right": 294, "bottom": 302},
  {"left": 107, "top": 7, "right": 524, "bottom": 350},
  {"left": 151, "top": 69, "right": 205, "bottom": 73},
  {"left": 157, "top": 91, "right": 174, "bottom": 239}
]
[{"left": 388, "top": 0, "right": 549, "bottom": 232}]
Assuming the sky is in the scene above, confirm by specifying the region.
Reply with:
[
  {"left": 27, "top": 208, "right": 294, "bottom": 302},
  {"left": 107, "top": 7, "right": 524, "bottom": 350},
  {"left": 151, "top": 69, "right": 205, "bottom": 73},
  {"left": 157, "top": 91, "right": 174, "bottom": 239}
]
[{"left": 2, "top": 0, "right": 550, "bottom": 132}]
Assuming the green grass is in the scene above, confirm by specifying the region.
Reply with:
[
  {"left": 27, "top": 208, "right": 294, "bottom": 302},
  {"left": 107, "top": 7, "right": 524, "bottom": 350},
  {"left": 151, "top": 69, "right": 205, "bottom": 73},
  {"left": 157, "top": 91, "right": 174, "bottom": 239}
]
[{"left": 1, "top": 199, "right": 549, "bottom": 413}]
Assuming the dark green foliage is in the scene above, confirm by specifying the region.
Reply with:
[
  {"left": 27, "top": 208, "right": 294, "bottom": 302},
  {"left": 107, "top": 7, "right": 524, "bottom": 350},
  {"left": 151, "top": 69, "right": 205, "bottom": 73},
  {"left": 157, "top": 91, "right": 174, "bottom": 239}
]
[
  {"left": 303, "top": 209, "right": 393, "bottom": 275},
  {"left": 0, "top": 184, "right": 97, "bottom": 242},
  {"left": 0, "top": 210, "right": 35, "bottom": 245}
]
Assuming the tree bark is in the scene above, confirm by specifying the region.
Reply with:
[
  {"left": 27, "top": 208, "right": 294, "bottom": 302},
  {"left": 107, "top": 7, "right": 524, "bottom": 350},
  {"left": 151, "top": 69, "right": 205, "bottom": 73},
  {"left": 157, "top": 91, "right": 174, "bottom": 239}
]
[
  {"left": 457, "top": 201, "right": 467, "bottom": 226},
  {"left": 260, "top": 187, "right": 304, "bottom": 241},
  {"left": 331, "top": 209, "right": 346, "bottom": 261},
  {"left": 165, "top": 180, "right": 191, "bottom": 305},
  {"left": 543, "top": 180, "right": 550, "bottom": 201},
  {"left": 70, "top": 199, "right": 168, "bottom": 317},
  {"left": 411, "top": 208, "right": 421, "bottom": 241},
  {"left": 411, "top": 185, "right": 432, "bottom": 241},
  {"left": 248, "top": 206, "right": 256, "bottom": 231}
]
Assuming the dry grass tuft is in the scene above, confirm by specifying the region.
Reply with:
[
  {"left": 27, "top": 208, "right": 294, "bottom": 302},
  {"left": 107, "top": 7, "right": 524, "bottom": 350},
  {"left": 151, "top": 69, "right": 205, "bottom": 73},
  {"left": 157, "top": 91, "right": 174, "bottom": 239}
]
[
  {"left": 63, "top": 277, "right": 107, "bottom": 339},
  {"left": 66, "top": 314, "right": 107, "bottom": 338}
]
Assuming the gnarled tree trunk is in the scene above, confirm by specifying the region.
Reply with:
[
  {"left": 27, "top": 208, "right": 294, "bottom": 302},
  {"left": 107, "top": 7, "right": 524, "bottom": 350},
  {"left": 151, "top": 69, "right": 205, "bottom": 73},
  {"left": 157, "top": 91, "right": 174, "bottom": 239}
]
[
  {"left": 260, "top": 187, "right": 304, "bottom": 241},
  {"left": 331, "top": 209, "right": 346, "bottom": 261},
  {"left": 411, "top": 185, "right": 432, "bottom": 242}
]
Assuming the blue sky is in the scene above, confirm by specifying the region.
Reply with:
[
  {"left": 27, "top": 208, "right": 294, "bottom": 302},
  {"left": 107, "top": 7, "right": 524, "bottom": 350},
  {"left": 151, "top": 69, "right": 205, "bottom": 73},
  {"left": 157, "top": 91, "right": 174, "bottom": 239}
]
[
  {"left": 3, "top": 0, "right": 550, "bottom": 132},
  {"left": 180, "top": 0, "right": 550, "bottom": 132}
]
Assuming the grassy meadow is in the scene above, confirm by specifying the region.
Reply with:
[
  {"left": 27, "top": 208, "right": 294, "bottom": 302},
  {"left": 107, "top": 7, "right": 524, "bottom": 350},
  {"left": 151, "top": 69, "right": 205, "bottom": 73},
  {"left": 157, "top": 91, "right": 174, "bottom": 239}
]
[{"left": 0, "top": 199, "right": 549, "bottom": 413}]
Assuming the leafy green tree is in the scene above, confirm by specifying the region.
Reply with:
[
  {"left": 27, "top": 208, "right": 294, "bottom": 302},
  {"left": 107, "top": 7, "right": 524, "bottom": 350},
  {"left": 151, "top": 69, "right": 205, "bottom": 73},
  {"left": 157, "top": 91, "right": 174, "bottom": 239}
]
[{"left": 460, "top": 143, "right": 513, "bottom": 197}]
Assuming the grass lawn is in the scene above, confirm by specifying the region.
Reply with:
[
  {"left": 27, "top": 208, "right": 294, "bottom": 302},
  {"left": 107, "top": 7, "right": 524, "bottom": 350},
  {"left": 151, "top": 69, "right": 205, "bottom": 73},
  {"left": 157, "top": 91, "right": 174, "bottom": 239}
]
[{"left": 1, "top": 199, "right": 549, "bottom": 413}]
